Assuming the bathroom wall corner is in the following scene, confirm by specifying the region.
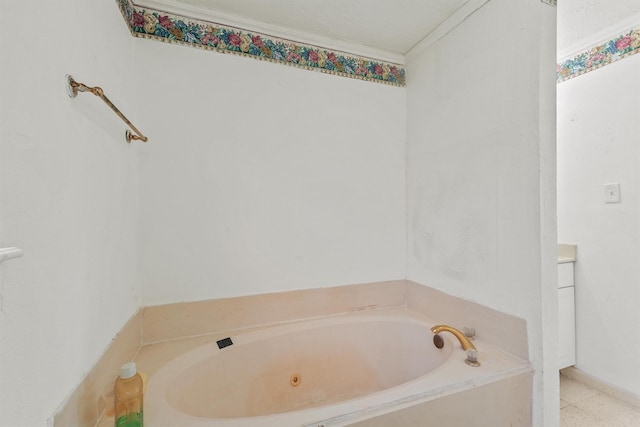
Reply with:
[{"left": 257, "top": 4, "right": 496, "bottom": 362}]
[
  {"left": 52, "top": 309, "right": 143, "bottom": 427},
  {"left": 406, "top": 281, "right": 529, "bottom": 361},
  {"left": 561, "top": 367, "right": 640, "bottom": 410}
]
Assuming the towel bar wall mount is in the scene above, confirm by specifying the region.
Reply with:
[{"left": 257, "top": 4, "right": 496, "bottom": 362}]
[{"left": 65, "top": 75, "right": 148, "bottom": 143}]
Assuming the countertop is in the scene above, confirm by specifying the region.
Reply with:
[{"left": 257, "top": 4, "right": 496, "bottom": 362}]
[{"left": 558, "top": 244, "right": 577, "bottom": 264}]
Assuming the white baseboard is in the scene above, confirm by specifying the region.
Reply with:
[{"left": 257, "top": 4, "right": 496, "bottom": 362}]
[{"left": 561, "top": 367, "right": 640, "bottom": 409}]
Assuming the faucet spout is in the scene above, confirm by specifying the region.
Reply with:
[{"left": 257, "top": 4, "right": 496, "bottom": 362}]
[
  {"left": 431, "top": 324, "right": 476, "bottom": 351},
  {"left": 431, "top": 324, "right": 480, "bottom": 366}
]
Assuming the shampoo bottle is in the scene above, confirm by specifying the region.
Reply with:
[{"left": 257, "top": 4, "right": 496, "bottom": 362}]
[{"left": 114, "top": 362, "right": 144, "bottom": 427}]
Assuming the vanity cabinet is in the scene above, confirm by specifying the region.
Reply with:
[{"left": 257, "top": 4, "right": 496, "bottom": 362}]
[{"left": 558, "top": 261, "right": 576, "bottom": 369}]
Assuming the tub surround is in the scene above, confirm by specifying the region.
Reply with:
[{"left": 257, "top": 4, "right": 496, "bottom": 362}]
[
  {"left": 407, "top": 282, "right": 528, "bottom": 361},
  {"left": 52, "top": 311, "right": 143, "bottom": 427},
  {"left": 52, "top": 280, "right": 532, "bottom": 426},
  {"left": 143, "top": 280, "right": 407, "bottom": 344},
  {"left": 144, "top": 309, "right": 531, "bottom": 426},
  {"left": 142, "top": 279, "right": 528, "bottom": 359},
  {"left": 348, "top": 373, "right": 531, "bottom": 427}
]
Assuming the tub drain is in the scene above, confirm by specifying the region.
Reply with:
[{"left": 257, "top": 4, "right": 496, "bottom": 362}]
[{"left": 290, "top": 373, "right": 301, "bottom": 387}]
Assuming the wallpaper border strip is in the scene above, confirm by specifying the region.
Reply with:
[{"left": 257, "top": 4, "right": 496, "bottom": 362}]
[
  {"left": 557, "top": 27, "right": 640, "bottom": 83},
  {"left": 117, "top": 0, "right": 405, "bottom": 87}
]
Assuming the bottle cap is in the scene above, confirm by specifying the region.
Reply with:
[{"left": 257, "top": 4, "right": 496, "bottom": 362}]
[{"left": 120, "top": 362, "right": 137, "bottom": 379}]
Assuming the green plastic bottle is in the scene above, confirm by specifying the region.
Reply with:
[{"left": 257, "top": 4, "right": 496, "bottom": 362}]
[{"left": 114, "top": 362, "right": 143, "bottom": 427}]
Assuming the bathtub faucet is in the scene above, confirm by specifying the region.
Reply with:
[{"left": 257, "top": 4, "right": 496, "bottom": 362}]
[{"left": 431, "top": 324, "right": 480, "bottom": 367}]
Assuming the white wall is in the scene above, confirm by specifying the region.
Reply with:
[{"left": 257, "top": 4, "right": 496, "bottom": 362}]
[
  {"left": 406, "top": 0, "right": 557, "bottom": 425},
  {"left": 0, "top": 1, "right": 559, "bottom": 426},
  {"left": 0, "top": 2, "right": 139, "bottom": 426},
  {"left": 133, "top": 41, "right": 407, "bottom": 305},
  {"left": 558, "top": 0, "right": 640, "bottom": 52},
  {"left": 557, "top": 53, "right": 640, "bottom": 396}
]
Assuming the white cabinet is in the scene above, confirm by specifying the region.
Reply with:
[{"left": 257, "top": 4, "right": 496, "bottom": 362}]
[
  {"left": 558, "top": 262, "right": 574, "bottom": 288},
  {"left": 558, "top": 262, "right": 575, "bottom": 369}
]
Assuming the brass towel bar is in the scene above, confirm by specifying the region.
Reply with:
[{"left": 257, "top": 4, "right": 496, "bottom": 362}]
[{"left": 65, "top": 75, "right": 148, "bottom": 143}]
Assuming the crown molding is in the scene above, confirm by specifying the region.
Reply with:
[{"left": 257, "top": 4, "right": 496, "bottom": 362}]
[{"left": 405, "top": 0, "right": 490, "bottom": 65}]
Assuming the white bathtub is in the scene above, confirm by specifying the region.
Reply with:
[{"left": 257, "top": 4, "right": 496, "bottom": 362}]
[{"left": 146, "top": 310, "right": 532, "bottom": 426}]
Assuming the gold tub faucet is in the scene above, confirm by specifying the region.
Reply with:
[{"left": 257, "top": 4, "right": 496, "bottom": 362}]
[{"left": 431, "top": 324, "right": 480, "bottom": 366}]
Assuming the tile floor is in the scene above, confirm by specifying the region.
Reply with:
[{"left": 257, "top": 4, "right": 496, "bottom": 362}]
[{"left": 560, "top": 374, "right": 640, "bottom": 426}]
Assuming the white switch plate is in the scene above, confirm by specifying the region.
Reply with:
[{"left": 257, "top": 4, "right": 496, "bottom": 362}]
[{"left": 604, "top": 183, "right": 621, "bottom": 203}]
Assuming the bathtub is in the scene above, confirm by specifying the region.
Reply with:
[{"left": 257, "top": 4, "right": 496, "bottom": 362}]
[{"left": 146, "top": 309, "right": 532, "bottom": 426}]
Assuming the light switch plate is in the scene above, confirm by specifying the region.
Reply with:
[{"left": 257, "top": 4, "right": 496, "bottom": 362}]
[{"left": 604, "top": 183, "right": 621, "bottom": 203}]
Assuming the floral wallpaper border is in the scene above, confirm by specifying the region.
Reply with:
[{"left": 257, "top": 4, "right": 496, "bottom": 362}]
[
  {"left": 117, "top": 0, "right": 405, "bottom": 87},
  {"left": 557, "top": 27, "right": 640, "bottom": 83}
]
